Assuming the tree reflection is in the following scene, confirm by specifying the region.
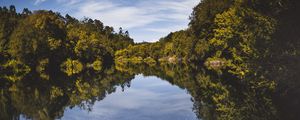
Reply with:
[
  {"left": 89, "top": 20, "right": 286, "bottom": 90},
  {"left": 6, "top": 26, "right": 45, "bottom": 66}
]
[
  {"left": 116, "top": 62, "right": 298, "bottom": 120},
  {"left": 0, "top": 66, "right": 134, "bottom": 120},
  {"left": 0, "top": 58, "right": 300, "bottom": 120}
]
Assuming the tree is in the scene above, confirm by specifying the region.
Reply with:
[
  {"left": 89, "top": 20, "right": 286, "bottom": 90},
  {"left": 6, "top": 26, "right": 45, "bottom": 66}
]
[
  {"left": 9, "top": 5, "right": 16, "bottom": 13},
  {"left": 22, "top": 8, "right": 32, "bottom": 15},
  {"left": 119, "top": 27, "right": 123, "bottom": 35}
]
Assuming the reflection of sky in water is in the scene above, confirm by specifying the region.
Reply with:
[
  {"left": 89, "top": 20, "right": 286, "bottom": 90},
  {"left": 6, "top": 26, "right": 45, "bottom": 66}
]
[{"left": 62, "top": 74, "right": 197, "bottom": 120}]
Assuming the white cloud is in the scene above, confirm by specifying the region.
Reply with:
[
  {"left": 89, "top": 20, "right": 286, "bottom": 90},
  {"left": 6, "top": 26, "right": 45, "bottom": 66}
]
[
  {"left": 56, "top": 0, "right": 82, "bottom": 6},
  {"left": 73, "top": 1, "right": 160, "bottom": 29},
  {"left": 34, "top": 0, "right": 47, "bottom": 5},
  {"left": 58, "top": 0, "right": 198, "bottom": 28},
  {"left": 55, "top": 0, "right": 199, "bottom": 42}
]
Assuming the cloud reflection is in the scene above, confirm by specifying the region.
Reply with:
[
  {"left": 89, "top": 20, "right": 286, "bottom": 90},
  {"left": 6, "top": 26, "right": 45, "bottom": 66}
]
[{"left": 62, "top": 74, "right": 197, "bottom": 120}]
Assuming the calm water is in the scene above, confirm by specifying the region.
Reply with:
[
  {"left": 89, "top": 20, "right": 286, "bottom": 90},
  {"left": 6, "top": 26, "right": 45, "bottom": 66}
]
[
  {"left": 61, "top": 74, "right": 197, "bottom": 120},
  {"left": 1, "top": 63, "right": 300, "bottom": 120}
]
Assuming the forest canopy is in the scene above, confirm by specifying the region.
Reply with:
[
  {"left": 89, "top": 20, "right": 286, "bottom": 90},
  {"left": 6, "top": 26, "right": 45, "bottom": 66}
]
[
  {"left": 115, "top": 0, "right": 300, "bottom": 78},
  {"left": 0, "top": 6, "right": 133, "bottom": 78}
]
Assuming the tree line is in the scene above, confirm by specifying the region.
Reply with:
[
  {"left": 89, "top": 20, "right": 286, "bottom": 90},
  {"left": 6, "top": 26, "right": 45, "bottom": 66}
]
[
  {"left": 1, "top": 0, "right": 300, "bottom": 81},
  {"left": 0, "top": 6, "right": 134, "bottom": 79},
  {"left": 115, "top": 0, "right": 300, "bottom": 79}
]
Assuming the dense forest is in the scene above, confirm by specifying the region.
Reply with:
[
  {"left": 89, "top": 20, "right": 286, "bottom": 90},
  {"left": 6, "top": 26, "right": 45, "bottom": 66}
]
[
  {"left": 1, "top": 0, "right": 299, "bottom": 81},
  {"left": 0, "top": 6, "right": 134, "bottom": 80},
  {"left": 116, "top": 0, "right": 300, "bottom": 79}
]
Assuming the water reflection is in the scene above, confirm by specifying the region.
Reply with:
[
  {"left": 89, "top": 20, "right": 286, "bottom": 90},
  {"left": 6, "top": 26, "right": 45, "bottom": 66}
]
[
  {"left": 115, "top": 63, "right": 300, "bottom": 120},
  {"left": 0, "top": 61, "right": 300, "bottom": 120},
  {"left": 0, "top": 67, "right": 134, "bottom": 120},
  {"left": 62, "top": 75, "right": 196, "bottom": 120}
]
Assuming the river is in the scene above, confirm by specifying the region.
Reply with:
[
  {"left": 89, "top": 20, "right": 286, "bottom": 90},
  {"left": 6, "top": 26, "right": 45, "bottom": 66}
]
[{"left": 0, "top": 63, "right": 299, "bottom": 120}]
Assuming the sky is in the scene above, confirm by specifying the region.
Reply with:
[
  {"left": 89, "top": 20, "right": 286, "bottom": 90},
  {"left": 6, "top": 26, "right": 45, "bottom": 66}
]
[{"left": 0, "top": 0, "right": 199, "bottom": 42}]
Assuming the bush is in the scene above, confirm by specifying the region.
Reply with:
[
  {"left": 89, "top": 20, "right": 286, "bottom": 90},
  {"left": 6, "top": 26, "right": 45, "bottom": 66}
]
[
  {"left": 91, "top": 59, "right": 102, "bottom": 71},
  {"left": 2, "top": 60, "right": 31, "bottom": 82},
  {"left": 60, "top": 59, "right": 83, "bottom": 76},
  {"left": 144, "top": 57, "right": 156, "bottom": 65},
  {"left": 129, "top": 57, "right": 143, "bottom": 64}
]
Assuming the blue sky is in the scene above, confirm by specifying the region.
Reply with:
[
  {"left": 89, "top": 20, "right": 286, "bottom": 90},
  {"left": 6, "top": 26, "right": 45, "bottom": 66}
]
[{"left": 0, "top": 0, "right": 199, "bottom": 42}]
